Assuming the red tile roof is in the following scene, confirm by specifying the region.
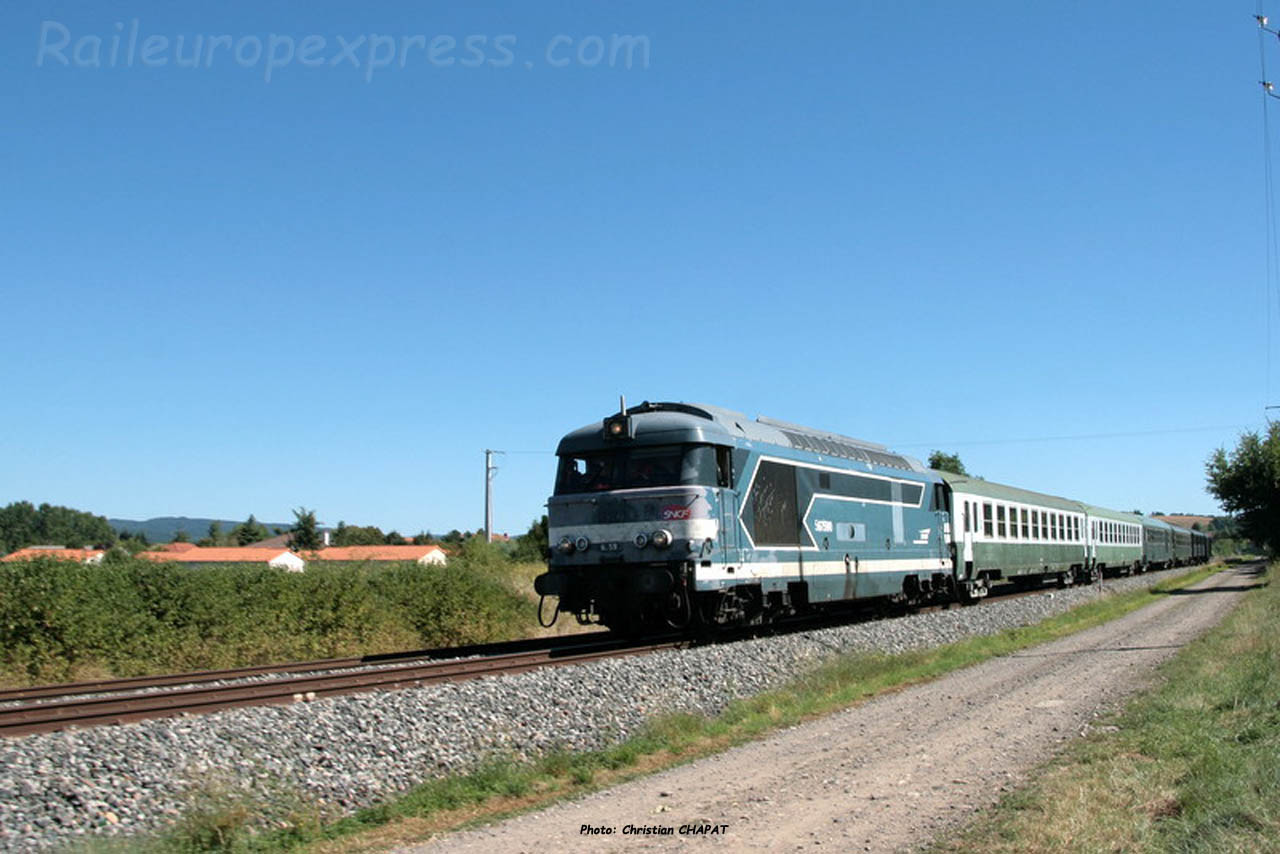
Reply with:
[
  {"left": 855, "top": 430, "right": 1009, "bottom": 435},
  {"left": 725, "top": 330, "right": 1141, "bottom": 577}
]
[
  {"left": 136, "top": 547, "right": 296, "bottom": 563},
  {"left": 152, "top": 542, "right": 200, "bottom": 552},
  {"left": 1, "top": 547, "right": 105, "bottom": 563},
  {"left": 303, "top": 545, "right": 447, "bottom": 561}
]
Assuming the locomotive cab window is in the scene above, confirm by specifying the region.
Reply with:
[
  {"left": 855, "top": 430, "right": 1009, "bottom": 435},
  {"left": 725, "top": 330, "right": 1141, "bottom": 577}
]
[
  {"left": 555, "top": 444, "right": 720, "bottom": 494},
  {"left": 715, "top": 446, "right": 734, "bottom": 488}
]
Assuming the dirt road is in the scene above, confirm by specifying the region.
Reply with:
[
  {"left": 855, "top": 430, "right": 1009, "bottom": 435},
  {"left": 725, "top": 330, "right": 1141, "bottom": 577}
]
[{"left": 398, "top": 566, "right": 1259, "bottom": 853}]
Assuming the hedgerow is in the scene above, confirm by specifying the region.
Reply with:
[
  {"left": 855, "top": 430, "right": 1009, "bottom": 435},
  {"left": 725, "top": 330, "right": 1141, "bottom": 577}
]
[{"left": 0, "top": 553, "right": 536, "bottom": 685}]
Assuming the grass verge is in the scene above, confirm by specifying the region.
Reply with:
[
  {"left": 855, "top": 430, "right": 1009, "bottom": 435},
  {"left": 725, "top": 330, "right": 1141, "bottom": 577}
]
[
  {"left": 127, "top": 564, "right": 1228, "bottom": 853},
  {"left": 931, "top": 561, "right": 1277, "bottom": 854}
]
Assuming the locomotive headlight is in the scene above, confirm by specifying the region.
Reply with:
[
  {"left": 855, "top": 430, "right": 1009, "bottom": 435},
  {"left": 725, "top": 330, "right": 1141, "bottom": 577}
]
[
  {"left": 651, "top": 529, "right": 673, "bottom": 548},
  {"left": 574, "top": 535, "right": 591, "bottom": 552},
  {"left": 633, "top": 532, "right": 649, "bottom": 549},
  {"left": 557, "top": 536, "right": 575, "bottom": 554}
]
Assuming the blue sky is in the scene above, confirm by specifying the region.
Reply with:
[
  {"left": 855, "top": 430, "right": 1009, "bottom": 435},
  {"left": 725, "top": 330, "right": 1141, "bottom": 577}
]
[{"left": 1, "top": 1, "right": 1274, "bottom": 535}]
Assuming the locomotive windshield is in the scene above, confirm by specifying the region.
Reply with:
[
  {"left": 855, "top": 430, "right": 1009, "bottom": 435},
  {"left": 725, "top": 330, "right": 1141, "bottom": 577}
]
[{"left": 555, "top": 444, "right": 721, "bottom": 494}]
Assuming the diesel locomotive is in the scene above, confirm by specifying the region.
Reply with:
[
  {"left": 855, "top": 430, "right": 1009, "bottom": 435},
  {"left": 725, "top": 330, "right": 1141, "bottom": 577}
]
[{"left": 532, "top": 401, "right": 1210, "bottom": 632}]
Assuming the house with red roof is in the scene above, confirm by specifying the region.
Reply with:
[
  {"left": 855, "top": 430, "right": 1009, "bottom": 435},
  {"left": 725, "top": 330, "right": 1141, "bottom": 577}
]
[
  {"left": 302, "top": 544, "right": 448, "bottom": 566},
  {"left": 1, "top": 547, "right": 105, "bottom": 564},
  {"left": 137, "top": 546, "right": 305, "bottom": 572}
]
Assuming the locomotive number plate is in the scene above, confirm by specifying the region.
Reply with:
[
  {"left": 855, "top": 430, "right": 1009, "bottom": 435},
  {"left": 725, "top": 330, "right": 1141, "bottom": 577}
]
[{"left": 598, "top": 542, "right": 622, "bottom": 552}]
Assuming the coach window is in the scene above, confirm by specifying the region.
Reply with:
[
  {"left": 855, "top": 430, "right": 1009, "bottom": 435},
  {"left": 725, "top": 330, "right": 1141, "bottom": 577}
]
[
  {"left": 983, "top": 503, "right": 993, "bottom": 538},
  {"left": 997, "top": 505, "right": 1006, "bottom": 538},
  {"left": 1031, "top": 510, "right": 1039, "bottom": 540}
]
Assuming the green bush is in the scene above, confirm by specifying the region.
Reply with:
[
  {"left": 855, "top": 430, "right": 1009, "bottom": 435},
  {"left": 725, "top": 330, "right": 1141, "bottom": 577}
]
[{"left": 0, "top": 553, "right": 537, "bottom": 685}]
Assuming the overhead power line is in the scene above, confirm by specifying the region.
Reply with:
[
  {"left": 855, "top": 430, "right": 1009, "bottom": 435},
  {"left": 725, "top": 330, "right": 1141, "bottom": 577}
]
[{"left": 892, "top": 424, "right": 1259, "bottom": 450}]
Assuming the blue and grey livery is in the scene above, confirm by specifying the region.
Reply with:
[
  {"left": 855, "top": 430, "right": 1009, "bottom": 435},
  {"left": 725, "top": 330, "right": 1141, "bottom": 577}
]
[{"left": 533, "top": 401, "right": 1211, "bottom": 632}]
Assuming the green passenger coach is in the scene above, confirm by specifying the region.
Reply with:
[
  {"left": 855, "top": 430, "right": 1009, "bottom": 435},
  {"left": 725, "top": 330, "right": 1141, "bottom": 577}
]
[
  {"left": 1082, "top": 503, "right": 1144, "bottom": 576},
  {"left": 940, "top": 473, "right": 1091, "bottom": 594}
]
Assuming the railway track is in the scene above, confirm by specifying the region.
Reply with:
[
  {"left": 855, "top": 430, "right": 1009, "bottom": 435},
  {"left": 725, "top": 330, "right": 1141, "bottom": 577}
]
[
  {"left": 0, "top": 568, "right": 1171, "bottom": 739},
  {"left": 0, "top": 632, "right": 687, "bottom": 738}
]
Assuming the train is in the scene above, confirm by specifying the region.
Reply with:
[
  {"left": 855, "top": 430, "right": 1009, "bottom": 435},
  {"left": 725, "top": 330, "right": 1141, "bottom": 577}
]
[{"left": 533, "top": 402, "right": 1211, "bottom": 632}]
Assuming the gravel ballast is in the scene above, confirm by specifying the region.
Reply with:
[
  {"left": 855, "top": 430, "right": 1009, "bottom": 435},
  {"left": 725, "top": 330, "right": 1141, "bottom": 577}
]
[{"left": 0, "top": 571, "right": 1188, "bottom": 851}]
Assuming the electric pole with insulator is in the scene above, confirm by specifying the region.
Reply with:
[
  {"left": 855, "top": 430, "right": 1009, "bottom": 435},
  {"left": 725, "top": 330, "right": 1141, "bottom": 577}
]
[{"left": 484, "top": 449, "right": 504, "bottom": 543}]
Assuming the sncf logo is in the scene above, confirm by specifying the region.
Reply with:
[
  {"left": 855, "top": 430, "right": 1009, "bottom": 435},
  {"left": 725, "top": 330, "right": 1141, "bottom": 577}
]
[{"left": 661, "top": 505, "right": 692, "bottom": 521}]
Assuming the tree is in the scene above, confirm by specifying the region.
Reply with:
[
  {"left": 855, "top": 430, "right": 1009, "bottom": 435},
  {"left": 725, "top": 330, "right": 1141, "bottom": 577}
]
[
  {"left": 233, "top": 514, "right": 269, "bottom": 546},
  {"left": 332, "top": 522, "right": 385, "bottom": 546},
  {"left": 117, "top": 530, "right": 150, "bottom": 555},
  {"left": 512, "top": 515, "right": 549, "bottom": 562},
  {"left": 384, "top": 530, "right": 406, "bottom": 545},
  {"left": 928, "top": 451, "right": 968, "bottom": 476},
  {"left": 172, "top": 529, "right": 190, "bottom": 543},
  {"left": 0, "top": 501, "right": 116, "bottom": 554},
  {"left": 0, "top": 501, "right": 39, "bottom": 555},
  {"left": 1206, "top": 423, "right": 1280, "bottom": 555},
  {"left": 288, "top": 507, "right": 322, "bottom": 551},
  {"left": 198, "top": 521, "right": 225, "bottom": 547}
]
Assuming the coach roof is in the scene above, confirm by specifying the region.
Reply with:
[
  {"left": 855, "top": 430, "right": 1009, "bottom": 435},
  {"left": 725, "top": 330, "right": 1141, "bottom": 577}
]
[{"left": 938, "top": 472, "right": 1084, "bottom": 511}]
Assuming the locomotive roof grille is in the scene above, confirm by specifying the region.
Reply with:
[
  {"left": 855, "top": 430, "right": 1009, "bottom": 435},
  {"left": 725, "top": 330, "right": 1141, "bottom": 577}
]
[{"left": 778, "top": 429, "right": 913, "bottom": 471}]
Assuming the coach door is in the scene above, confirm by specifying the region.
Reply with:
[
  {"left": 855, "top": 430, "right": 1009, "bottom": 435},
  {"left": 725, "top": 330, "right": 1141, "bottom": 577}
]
[{"left": 959, "top": 497, "right": 974, "bottom": 580}]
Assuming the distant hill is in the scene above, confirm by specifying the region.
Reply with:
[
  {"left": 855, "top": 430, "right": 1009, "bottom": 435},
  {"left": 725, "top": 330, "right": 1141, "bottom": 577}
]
[{"left": 109, "top": 517, "right": 293, "bottom": 543}]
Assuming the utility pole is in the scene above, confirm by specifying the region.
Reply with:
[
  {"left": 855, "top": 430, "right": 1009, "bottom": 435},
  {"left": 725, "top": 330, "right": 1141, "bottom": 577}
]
[{"left": 484, "top": 449, "right": 505, "bottom": 543}]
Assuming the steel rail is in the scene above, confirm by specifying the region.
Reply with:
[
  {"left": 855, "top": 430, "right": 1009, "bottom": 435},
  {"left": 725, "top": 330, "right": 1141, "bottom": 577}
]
[
  {"left": 0, "top": 634, "right": 688, "bottom": 738},
  {"left": 0, "top": 631, "right": 612, "bottom": 703}
]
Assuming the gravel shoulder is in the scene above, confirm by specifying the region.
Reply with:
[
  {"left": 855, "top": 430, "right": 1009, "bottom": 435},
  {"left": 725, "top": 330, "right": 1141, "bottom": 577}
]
[{"left": 398, "top": 566, "right": 1255, "bottom": 854}]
